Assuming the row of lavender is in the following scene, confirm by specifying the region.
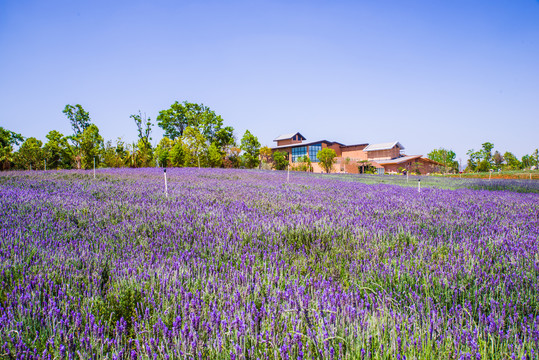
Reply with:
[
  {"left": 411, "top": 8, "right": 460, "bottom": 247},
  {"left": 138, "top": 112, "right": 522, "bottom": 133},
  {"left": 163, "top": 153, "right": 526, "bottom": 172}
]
[{"left": 1, "top": 168, "right": 538, "bottom": 359}]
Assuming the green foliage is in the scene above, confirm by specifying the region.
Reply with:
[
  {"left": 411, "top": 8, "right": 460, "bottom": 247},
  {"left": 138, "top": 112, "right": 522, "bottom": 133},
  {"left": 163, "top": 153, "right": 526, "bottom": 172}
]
[
  {"left": 182, "top": 126, "right": 207, "bottom": 167},
  {"left": 43, "top": 130, "right": 72, "bottom": 169},
  {"left": 94, "top": 282, "right": 143, "bottom": 337},
  {"left": 358, "top": 160, "right": 376, "bottom": 174},
  {"left": 156, "top": 101, "right": 226, "bottom": 142},
  {"left": 259, "top": 146, "right": 273, "bottom": 167},
  {"left": 0, "top": 126, "right": 24, "bottom": 170},
  {"left": 272, "top": 151, "right": 288, "bottom": 170},
  {"left": 293, "top": 155, "right": 312, "bottom": 172},
  {"left": 63, "top": 104, "right": 91, "bottom": 136},
  {"left": 317, "top": 148, "right": 336, "bottom": 173},
  {"left": 14, "top": 137, "right": 44, "bottom": 170},
  {"left": 169, "top": 140, "right": 185, "bottom": 167},
  {"left": 224, "top": 147, "right": 242, "bottom": 168},
  {"left": 79, "top": 124, "right": 104, "bottom": 170},
  {"left": 103, "top": 138, "right": 126, "bottom": 168},
  {"left": 154, "top": 137, "right": 174, "bottom": 167},
  {"left": 207, "top": 142, "right": 223, "bottom": 168},
  {"left": 240, "top": 130, "right": 261, "bottom": 169},
  {"left": 130, "top": 111, "right": 153, "bottom": 148},
  {"left": 427, "top": 148, "right": 458, "bottom": 173},
  {"left": 503, "top": 151, "right": 521, "bottom": 170},
  {"left": 480, "top": 142, "right": 494, "bottom": 163},
  {"left": 214, "top": 126, "right": 235, "bottom": 152},
  {"left": 130, "top": 112, "right": 154, "bottom": 167},
  {"left": 493, "top": 151, "right": 504, "bottom": 169},
  {"left": 467, "top": 143, "right": 495, "bottom": 172},
  {"left": 521, "top": 154, "right": 533, "bottom": 169}
]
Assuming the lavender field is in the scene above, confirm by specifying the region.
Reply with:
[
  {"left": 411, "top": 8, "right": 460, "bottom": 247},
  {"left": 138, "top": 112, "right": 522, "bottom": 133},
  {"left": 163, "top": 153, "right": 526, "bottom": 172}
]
[{"left": 1, "top": 168, "right": 538, "bottom": 359}]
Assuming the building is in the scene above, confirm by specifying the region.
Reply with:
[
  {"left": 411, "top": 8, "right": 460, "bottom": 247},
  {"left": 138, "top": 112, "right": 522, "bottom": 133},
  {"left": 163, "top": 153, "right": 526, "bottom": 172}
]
[{"left": 270, "top": 132, "right": 442, "bottom": 174}]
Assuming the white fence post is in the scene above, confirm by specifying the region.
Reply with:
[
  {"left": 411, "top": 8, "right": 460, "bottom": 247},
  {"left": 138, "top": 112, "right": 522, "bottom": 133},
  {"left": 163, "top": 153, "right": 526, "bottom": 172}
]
[{"left": 164, "top": 168, "right": 168, "bottom": 199}]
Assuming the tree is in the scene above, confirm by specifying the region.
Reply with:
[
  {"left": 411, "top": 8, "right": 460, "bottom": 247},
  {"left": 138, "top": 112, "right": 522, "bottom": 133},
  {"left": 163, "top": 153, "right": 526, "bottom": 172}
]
[
  {"left": 14, "top": 137, "right": 44, "bottom": 170},
  {"left": 207, "top": 142, "right": 223, "bottom": 168},
  {"left": 240, "top": 130, "right": 261, "bottom": 169},
  {"left": 503, "top": 151, "right": 521, "bottom": 170},
  {"left": 317, "top": 148, "right": 337, "bottom": 173},
  {"left": 466, "top": 149, "right": 481, "bottom": 172},
  {"left": 63, "top": 104, "right": 91, "bottom": 136},
  {"left": 154, "top": 137, "right": 174, "bottom": 167},
  {"left": 294, "top": 155, "right": 312, "bottom": 172},
  {"left": 532, "top": 149, "right": 539, "bottom": 168},
  {"left": 131, "top": 111, "right": 153, "bottom": 148},
  {"left": 427, "top": 148, "right": 458, "bottom": 173},
  {"left": 224, "top": 146, "right": 242, "bottom": 168},
  {"left": 0, "top": 127, "right": 24, "bottom": 170},
  {"left": 182, "top": 127, "right": 207, "bottom": 167},
  {"left": 169, "top": 139, "right": 185, "bottom": 167},
  {"left": 259, "top": 146, "right": 273, "bottom": 166},
  {"left": 477, "top": 160, "right": 490, "bottom": 172},
  {"left": 272, "top": 151, "right": 288, "bottom": 170},
  {"left": 43, "top": 130, "right": 72, "bottom": 169},
  {"left": 358, "top": 160, "right": 376, "bottom": 174},
  {"left": 157, "top": 101, "right": 224, "bottom": 142},
  {"left": 79, "top": 124, "right": 104, "bottom": 170},
  {"left": 493, "top": 151, "right": 504, "bottom": 169},
  {"left": 480, "top": 142, "right": 494, "bottom": 165},
  {"left": 103, "top": 138, "right": 126, "bottom": 168},
  {"left": 521, "top": 155, "right": 533, "bottom": 169},
  {"left": 131, "top": 111, "right": 154, "bottom": 167},
  {"left": 214, "top": 126, "right": 235, "bottom": 152}
]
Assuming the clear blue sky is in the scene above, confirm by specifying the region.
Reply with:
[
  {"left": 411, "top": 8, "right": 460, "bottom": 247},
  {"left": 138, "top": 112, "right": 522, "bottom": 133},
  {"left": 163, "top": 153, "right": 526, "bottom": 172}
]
[{"left": 1, "top": 0, "right": 538, "bottom": 162}]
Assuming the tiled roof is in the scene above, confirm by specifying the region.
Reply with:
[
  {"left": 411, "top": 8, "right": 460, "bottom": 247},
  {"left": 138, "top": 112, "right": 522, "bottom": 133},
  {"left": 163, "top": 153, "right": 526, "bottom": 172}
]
[{"left": 363, "top": 141, "right": 404, "bottom": 152}]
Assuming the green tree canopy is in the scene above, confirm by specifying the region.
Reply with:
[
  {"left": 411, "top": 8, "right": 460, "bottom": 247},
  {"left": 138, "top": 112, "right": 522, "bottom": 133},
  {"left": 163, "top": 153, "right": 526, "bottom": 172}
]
[
  {"left": 182, "top": 127, "right": 207, "bottom": 167},
  {"left": 14, "top": 137, "right": 44, "bottom": 170},
  {"left": 169, "top": 140, "right": 185, "bottom": 167},
  {"left": 154, "top": 137, "right": 174, "bottom": 167},
  {"left": 102, "top": 138, "right": 126, "bottom": 168},
  {"left": 272, "top": 151, "right": 288, "bottom": 170},
  {"left": 207, "top": 142, "right": 223, "bottom": 168},
  {"left": 480, "top": 142, "right": 494, "bottom": 164},
  {"left": 79, "top": 124, "right": 104, "bottom": 170},
  {"left": 157, "top": 101, "right": 226, "bottom": 143},
  {"left": 43, "top": 130, "right": 72, "bottom": 169},
  {"left": 63, "top": 104, "right": 91, "bottom": 136},
  {"left": 240, "top": 130, "right": 261, "bottom": 169},
  {"left": 214, "top": 126, "right": 235, "bottom": 152},
  {"left": 130, "top": 111, "right": 154, "bottom": 167},
  {"left": 131, "top": 111, "right": 153, "bottom": 149},
  {"left": 317, "top": 148, "right": 337, "bottom": 173},
  {"left": 427, "top": 148, "right": 458, "bottom": 173},
  {"left": 493, "top": 151, "right": 504, "bottom": 169},
  {"left": 0, "top": 127, "right": 24, "bottom": 170},
  {"left": 503, "top": 151, "right": 521, "bottom": 170}
]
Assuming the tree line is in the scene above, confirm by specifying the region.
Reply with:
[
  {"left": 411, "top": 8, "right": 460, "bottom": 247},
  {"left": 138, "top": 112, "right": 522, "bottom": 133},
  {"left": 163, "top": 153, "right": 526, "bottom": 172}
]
[
  {"left": 428, "top": 144, "right": 538, "bottom": 173},
  {"left": 0, "top": 101, "right": 262, "bottom": 171}
]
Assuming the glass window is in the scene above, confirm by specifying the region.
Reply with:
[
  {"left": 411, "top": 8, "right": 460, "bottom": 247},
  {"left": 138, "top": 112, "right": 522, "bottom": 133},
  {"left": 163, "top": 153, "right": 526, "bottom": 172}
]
[
  {"left": 309, "top": 143, "right": 322, "bottom": 162},
  {"left": 291, "top": 146, "right": 307, "bottom": 163}
]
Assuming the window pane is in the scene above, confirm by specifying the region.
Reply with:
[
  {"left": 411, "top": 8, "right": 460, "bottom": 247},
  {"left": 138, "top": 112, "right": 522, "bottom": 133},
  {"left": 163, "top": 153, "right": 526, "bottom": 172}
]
[
  {"left": 309, "top": 144, "right": 322, "bottom": 162},
  {"left": 291, "top": 146, "right": 307, "bottom": 162}
]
